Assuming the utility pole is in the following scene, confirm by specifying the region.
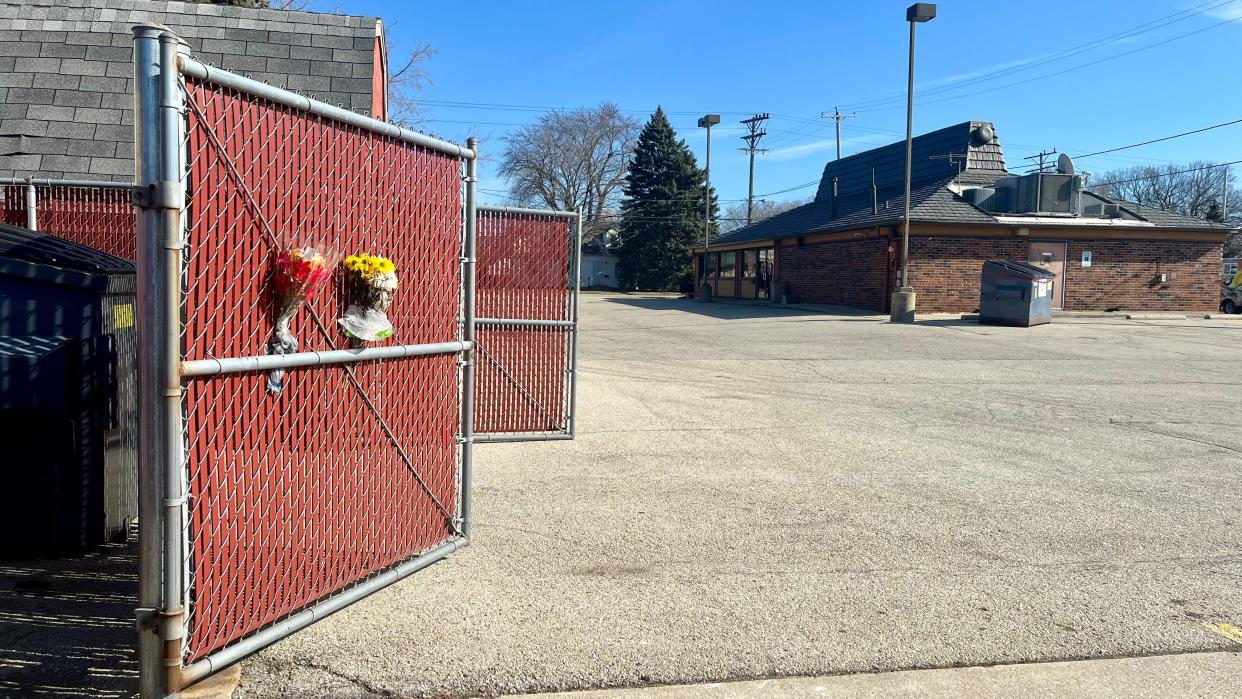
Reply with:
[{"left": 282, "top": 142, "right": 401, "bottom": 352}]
[
  {"left": 1224, "top": 164, "right": 1230, "bottom": 220},
  {"left": 739, "top": 113, "right": 769, "bottom": 224},
  {"left": 1023, "top": 148, "right": 1058, "bottom": 172},
  {"left": 820, "top": 107, "right": 856, "bottom": 160}
]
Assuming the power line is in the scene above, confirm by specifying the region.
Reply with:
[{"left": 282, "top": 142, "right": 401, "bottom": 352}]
[
  {"left": 1075, "top": 118, "right": 1242, "bottom": 159},
  {"left": 1090, "top": 159, "right": 1242, "bottom": 188},
  {"left": 857, "top": 12, "right": 1242, "bottom": 114},
  {"left": 839, "top": 0, "right": 1237, "bottom": 111},
  {"left": 755, "top": 179, "right": 820, "bottom": 198}
]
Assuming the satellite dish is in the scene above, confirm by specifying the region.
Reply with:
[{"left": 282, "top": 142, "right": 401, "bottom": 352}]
[{"left": 1057, "top": 153, "right": 1075, "bottom": 174}]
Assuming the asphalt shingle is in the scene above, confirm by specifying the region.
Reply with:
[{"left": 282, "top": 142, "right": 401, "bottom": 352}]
[{"left": 0, "top": 0, "right": 383, "bottom": 182}]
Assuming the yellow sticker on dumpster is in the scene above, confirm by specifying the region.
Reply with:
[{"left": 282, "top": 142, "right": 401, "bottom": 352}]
[
  {"left": 114, "top": 303, "right": 134, "bottom": 329},
  {"left": 1205, "top": 622, "right": 1242, "bottom": 644}
]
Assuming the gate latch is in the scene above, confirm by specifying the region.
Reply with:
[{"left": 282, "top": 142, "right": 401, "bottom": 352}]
[{"left": 132, "top": 181, "right": 185, "bottom": 210}]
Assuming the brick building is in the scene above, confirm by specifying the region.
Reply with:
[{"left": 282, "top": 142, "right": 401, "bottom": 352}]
[
  {"left": 0, "top": 0, "right": 387, "bottom": 181},
  {"left": 693, "top": 121, "right": 1235, "bottom": 313}
]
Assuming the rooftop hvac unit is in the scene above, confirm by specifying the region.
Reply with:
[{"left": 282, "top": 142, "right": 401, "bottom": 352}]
[
  {"left": 964, "top": 187, "right": 996, "bottom": 211},
  {"left": 1082, "top": 202, "right": 1120, "bottom": 218},
  {"left": 996, "top": 173, "right": 1082, "bottom": 215}
]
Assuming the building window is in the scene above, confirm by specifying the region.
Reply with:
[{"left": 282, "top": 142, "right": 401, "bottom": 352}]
[
  {"left": 720, "top": 251, "right": 737, "bottom": 278},
  {"left": 705, "top": 253, "right": 717, "bottom": 278},
  {"left": 743, "top": 250, "right": 757, "bottom": 279}
]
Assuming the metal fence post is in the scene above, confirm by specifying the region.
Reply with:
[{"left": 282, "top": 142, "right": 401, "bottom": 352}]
[
  {"left": 156, "top": 31, "right": 189, "bottom": 696},
  {"left": 460, "top": 138, "right": 478, "bottom": 536},
  {"left": 132, "top": 23, "right": 166, "bottom": 699},
  {"left": 568, "top": 211, "right": 582, "bottom": 438},
  {"left": 24, "top": 176, "right": 36, "bottom": 230}
]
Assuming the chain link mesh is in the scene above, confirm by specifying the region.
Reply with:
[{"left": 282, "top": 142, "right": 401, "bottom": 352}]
[
  {"left": 180, "top": 77, "right": 465, "bottom": 662},
  {"left": 1, "top": 183, "right": 134, "bottom": 259},
  {"left": 474, "top": 210, "right": 574, "bottom": 435}
]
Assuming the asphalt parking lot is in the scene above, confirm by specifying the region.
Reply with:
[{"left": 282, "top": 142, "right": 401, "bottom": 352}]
[{"left": 238, "top": 294, "right": 1242, "bottom": 698}]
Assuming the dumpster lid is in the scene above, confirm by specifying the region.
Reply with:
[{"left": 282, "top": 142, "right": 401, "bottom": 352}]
[
  {"left": 983, "top": 259, "right": 1055, "bottom": 279},
  {"left": 0, "top": 223, "right": 134, "bottom": 274},
  {"left": 0, "top": 336, "right": 70, "bottom": 359}
]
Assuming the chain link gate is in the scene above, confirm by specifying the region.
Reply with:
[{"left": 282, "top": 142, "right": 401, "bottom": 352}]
[
  {"left": 131, "top": 28, "right": 480, "bottom": 697},
  {"left": 473, "top": 206, "right": 582, "bottom": 442}
]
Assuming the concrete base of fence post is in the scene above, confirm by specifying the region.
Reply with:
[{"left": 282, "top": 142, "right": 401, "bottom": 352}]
[
  {"left": 696, "top": 283, "right": 713, "bottom": 303},
  {"left": 179, "top": 663, "right": 241, "bottom": 699}
]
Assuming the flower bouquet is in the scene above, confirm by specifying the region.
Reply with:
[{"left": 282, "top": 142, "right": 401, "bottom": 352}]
[
  {"left": 267, "top": 245, "right": 338, "bottom": 393},
  {"left": 338, "top": 253, "right": 399, "bottom": 342}
]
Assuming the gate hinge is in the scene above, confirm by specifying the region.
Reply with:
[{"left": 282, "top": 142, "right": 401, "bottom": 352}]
[
  {"left": 463, "top": 175, "right": 478, "bottom": 183},
  {"left": 132, "top": 181, "right": 185, "bottom": 210}
]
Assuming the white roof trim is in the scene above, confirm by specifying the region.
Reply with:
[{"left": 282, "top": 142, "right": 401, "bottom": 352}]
[{"left": 992, "top": 215, "right": 1156, "bottom": 227}]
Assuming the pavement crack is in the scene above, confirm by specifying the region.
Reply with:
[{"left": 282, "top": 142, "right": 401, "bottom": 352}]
[
  {"left": 1109, "top": 421, "right": 1242, "bottom": 454},
  {"left": 301, "top": 660, "right": 396, "bottom": 698}
]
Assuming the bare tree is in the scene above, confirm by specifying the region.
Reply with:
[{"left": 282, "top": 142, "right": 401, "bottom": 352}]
[
  {"left": 1091, "top": 161, "right": 1234, "bottom": 219},
  {"left": 384, "top": 39, "right": 435, "bottom": 126},
  {"left": 720, "top": 198, "right": 809, "bottom": 233},
  {"left": 498, "top": 103, "right": 640, "bottom": 226},
  {"left": 1092, "top": 162, "right": 1241, "bottom": 255}
]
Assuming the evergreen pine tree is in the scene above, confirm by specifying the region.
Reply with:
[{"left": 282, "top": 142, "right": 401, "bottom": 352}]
[
  {"left": 616, "top": 108, "right": 718, "bottom": 291},
  {"left": 1206, "top": 199, "right": 1225, "bottom": 223}
]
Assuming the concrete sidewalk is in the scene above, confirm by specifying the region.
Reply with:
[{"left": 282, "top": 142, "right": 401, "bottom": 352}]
[{"left": 519, "top": 652, "right": 1241, "bottom": 698}]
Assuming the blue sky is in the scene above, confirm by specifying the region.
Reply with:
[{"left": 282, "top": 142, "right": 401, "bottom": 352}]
[{"left": 323, "top": 0, "right": 1242, "bottom": 209}]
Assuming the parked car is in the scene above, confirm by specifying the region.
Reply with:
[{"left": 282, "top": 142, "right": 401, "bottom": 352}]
[{"left": 1223, "top": 284, "right": 1242, "bottom": 314}]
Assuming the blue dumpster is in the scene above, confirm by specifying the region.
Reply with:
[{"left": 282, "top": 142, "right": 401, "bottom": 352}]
[{"left": 978, "top": 260, "right": 1055, "bottom": 327}]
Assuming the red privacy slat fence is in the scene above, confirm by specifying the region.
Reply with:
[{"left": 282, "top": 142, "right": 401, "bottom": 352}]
[
  {"left": 1, "top": 181, "right": 134, "bottom": 259},
  {"left": 179, "top": 77, "right": 466, "bottom": 664},
  {"left": 127, "top": 27, "right": 578, "bottom": 697},
  {"left": 474, "top": 207, "right": 580, "bottom": 439}
]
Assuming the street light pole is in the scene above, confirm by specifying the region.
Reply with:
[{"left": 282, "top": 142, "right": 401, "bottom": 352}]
[
  {"left": 891, "top": 3, "right": 936, "bottom": 323},
  {"left": 697, "top": 114, "right": 720, "bottom": 303}
]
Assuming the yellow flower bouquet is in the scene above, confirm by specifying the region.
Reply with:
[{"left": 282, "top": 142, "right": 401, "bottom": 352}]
[{"left": 338, "top": 253, "right": 399, "bottom": 341}]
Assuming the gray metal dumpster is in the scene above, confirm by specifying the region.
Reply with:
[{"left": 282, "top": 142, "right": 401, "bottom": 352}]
[
  {"left": 0, "top": 223, "right": 137, "bottom": 552},
  {"left": 978, "top": 260, "right": 1055, "bottom": 327}
]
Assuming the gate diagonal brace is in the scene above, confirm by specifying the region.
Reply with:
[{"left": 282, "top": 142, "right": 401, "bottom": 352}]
[
  {"left": 476, "top": 340, "right": 565, "bottom": 432},
  {"left": 184, "top": 91, "right": 457, "bottom": 526}
]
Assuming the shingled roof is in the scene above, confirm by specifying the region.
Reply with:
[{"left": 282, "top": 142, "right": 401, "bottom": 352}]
[
  {"left": 0, "top": 0, "right": 383, "bottom": 181},
  {"left": 813, "top": 120, "right": 1005, "bottom": 201},
  {"left": 706, "top": 121, "right": 1233, "bottom": 249}
]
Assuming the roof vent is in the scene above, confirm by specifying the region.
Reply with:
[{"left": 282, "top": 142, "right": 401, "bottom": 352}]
[{"left": 971, "top": 124, "right": 996, "bottom": 147}]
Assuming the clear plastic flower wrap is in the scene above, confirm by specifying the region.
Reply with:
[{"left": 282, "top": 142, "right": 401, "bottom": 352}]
[{"left": 339, "top": 253, "right": 399, "bottom": 342}]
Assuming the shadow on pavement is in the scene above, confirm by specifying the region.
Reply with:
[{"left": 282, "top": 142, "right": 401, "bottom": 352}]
[
  {"left": 603, "top": 295, "right": 881, "bottom": 321},
  {"left": 0, "top": 542, "right": 138, "bottom": 697}
]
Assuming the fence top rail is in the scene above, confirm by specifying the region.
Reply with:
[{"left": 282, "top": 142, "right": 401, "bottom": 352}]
[
  {"left": 0, "top": 177, "right": 135, "bottom": 190},
  {"left": 177, "top": 54, "right": 476, "bottom": 161},
  {"left": 477, "top": 204, "right": 580, "bottom": 219}
]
